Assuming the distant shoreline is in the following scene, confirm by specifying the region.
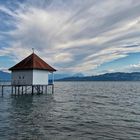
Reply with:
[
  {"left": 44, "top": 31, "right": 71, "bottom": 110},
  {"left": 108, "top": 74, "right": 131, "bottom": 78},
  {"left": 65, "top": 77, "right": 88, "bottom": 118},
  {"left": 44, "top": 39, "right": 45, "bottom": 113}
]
[
  {"left": 56, "top": 80, "right": 140, "bottom": 82},
  {"left": 55, "top": 72, "right": 140, "bottom": 81}
]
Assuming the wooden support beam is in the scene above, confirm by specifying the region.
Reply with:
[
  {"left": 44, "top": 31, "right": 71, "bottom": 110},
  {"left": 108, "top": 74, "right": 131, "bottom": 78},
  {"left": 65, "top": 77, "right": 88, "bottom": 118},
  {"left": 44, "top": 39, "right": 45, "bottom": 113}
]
[{"left": 0, "top": 84, "right": 54, "bottom": 96}]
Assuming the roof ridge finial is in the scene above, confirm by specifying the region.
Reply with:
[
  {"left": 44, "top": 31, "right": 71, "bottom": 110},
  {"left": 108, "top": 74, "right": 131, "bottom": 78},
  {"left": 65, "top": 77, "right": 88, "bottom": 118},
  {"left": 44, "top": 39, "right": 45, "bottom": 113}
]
[{"left": 32, "top": 48, "right": 34, "bottom": 54}]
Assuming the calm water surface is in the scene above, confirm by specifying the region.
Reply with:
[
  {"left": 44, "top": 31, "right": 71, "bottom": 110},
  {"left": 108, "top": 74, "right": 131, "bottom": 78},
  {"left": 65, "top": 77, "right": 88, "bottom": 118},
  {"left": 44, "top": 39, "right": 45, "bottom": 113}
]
[{"left": 0, "top": 82, "right": 140, "bottom": 140}]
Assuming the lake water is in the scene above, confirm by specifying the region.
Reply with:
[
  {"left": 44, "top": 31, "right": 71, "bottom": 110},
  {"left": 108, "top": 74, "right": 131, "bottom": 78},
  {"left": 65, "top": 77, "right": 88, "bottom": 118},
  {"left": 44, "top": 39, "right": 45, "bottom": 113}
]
[{"left": 0, "top": 82, "right": 140, "bottom": 140}]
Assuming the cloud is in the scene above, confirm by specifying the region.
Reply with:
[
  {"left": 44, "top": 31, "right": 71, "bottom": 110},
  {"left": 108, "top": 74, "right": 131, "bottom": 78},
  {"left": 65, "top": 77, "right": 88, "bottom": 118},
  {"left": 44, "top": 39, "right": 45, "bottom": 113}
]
[
  {"left": 129, "top": 63, "right": 140, "bottom": 71},
  {"left": 99, "top": 61, "right": 140, "bottom": 74},
  {"left": 123, "top": 62, "right": 140, "bottom": 72},
  {"left": 1, "top": 0, "right": 140, "bottom": 74}
]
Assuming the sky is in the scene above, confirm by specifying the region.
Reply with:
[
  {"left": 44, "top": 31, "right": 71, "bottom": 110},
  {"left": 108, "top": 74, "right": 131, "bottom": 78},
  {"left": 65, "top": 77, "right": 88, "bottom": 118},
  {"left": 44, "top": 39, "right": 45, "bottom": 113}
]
[{"left": 0, "top": 0, "right": 140, "bottom": 75}]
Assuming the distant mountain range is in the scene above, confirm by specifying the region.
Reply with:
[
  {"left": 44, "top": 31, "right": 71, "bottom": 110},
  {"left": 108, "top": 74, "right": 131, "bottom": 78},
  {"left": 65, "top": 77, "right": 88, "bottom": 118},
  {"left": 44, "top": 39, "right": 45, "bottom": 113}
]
[
  {"left": 0, "top": 71, "right": 11, "bottom": 81},
  {"left": 1, "top": 71, "right": 140, "bottom": 81},
  {"left": 53, "top": 73, "right": 84, "bottom": 80},
  {"left": 57, "top": 72, "right": 140, "bottom": 81}
]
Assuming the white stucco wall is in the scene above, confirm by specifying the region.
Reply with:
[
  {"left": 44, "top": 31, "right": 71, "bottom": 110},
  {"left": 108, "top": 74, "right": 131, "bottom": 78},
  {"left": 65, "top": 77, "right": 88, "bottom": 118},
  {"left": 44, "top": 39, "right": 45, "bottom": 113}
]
[
  {"left": 11, "top": 70, "right": 33, "bottom": 85},
  {"left": 33, "top": 70, "right": 48, "bottom": 85},
  {"left": 11, "top": 69, "right": 49, "bottom": 85}
]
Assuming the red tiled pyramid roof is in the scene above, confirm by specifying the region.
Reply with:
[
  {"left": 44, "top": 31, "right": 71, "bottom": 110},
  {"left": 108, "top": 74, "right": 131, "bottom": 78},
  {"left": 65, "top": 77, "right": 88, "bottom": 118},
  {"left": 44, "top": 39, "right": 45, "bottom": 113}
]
[{"left": 9, "top": 53, "right": 56, "bottom": 72}]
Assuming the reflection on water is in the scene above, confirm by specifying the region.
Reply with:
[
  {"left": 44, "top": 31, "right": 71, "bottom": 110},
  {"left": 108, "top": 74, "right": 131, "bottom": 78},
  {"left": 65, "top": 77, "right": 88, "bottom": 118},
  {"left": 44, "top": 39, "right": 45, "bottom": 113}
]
[
  {"left": 0, "top": 82, "right": 140, "bottom": 140},
  {"left": 10, "top": 96, "right": 34, "bottom": 139}
]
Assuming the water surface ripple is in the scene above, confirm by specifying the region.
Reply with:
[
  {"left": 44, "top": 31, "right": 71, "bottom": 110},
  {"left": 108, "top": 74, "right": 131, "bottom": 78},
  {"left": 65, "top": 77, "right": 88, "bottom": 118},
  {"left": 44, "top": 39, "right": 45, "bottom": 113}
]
[{"left": 0, "top": 82, "right": 140, "bottom": 140}]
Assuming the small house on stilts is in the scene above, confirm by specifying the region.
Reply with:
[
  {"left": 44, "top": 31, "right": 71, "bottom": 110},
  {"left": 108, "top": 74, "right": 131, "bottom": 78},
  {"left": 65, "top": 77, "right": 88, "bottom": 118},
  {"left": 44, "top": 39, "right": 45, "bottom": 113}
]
[{"left": 6, "top": 52, "right": 56, "bottom": 95}]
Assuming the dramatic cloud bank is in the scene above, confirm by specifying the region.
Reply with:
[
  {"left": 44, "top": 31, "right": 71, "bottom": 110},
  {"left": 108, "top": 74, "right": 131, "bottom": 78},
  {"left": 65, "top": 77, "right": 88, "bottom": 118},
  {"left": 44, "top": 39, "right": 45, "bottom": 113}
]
[{"left": 0, "top": 0, "right": 140, "bottom": 74}]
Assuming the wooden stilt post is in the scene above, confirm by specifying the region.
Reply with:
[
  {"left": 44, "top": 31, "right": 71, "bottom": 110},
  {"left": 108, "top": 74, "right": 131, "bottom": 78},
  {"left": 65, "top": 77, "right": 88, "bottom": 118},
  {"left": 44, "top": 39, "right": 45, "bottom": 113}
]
[
  {"left": 15, "top": 86, "right": 17, "bottom": 96},
  {"left": 0, "top": 84, "right": 54, "bottom": 96},
  {"left": 46, "top": 85, "right": 47, "bottom": 94},
  {"left": 21, "top": 86, "right": 23, "bottom": 95},
  {"left": 38, "top": 85, "right": 40, "bottom": 94},
  {"left": 18, "top": 86, "right": 20, "bottom": 95},
  {"left": 31, "top": 85, "right": 34, "bottom": 95},
  {"left": 42, "top": 85, "right": 43, "bottom": 94},
  {"left": 41, "top": 86, "right": 43, "bottom": 94}
]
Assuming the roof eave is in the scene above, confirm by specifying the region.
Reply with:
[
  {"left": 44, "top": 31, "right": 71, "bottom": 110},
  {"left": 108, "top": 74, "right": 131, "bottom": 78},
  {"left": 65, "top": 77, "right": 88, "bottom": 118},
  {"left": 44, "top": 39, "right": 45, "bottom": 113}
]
[{"left": 9, "top": 68, "right": 57, "bottom": 72}]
